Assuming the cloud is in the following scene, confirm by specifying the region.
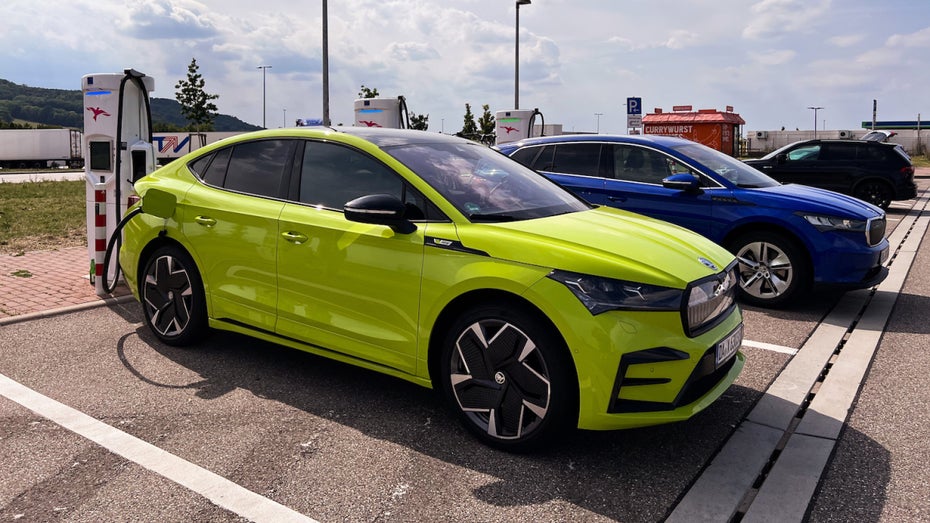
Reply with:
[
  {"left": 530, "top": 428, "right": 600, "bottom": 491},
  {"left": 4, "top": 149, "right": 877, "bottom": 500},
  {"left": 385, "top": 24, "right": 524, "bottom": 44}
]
[
  {"left": 828, "top": 34, "right": 864, "bottom": 48},
  {"left": 742, "top": 0, "right": 832, "bottom": 40},
  {"left": 752, "top": 49, "right": 796, "bottom": 66},
  {"left": 119, "top": 0, "right": 218, "bottom": 40},
  {"left": 387, "top": 42, "right": 440, "bottom": 61}
]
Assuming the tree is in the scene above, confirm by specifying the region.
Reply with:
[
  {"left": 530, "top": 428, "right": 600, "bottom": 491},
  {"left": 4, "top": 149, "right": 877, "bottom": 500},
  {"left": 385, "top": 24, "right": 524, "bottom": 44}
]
[
  {"left": 175, "top": 58, "right": 219, "bottom": 132},
  {"left": 409, "top": 113, "right": 429, "bottom": 131},
  {"left": 476, "top": 104, "right": 496, "bottom": 144},
  {"left": 460, "top": 103, "right": 478, "bottom": 139},
  {"left": 358, "top": 85, "right": 379, "bottom": 99}
]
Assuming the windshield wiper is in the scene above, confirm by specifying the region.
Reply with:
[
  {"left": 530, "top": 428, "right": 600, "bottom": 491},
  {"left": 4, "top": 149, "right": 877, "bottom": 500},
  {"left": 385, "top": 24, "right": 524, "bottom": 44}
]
[{"left": 469, "top": 213, "right": 517, "bottom": 222}]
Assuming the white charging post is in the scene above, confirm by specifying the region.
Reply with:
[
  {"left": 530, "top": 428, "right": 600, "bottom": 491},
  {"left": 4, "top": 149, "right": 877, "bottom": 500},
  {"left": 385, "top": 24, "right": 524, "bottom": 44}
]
[
  {"left": 82, "top": 69, "right": 155, "bottom": 295},
  {"left": 353, "top": 97, "right": 409, "bottom": 128}
]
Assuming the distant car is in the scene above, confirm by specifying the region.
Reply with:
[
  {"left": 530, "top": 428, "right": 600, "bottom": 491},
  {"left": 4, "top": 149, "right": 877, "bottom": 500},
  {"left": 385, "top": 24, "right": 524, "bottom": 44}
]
[
  {"left": 860, "top": 130, "right": 897, "bottom": 142},
  {"left": 743, "top": 139, "right": 917, "bottom": 209},
  {"left": 120, "top": 127, "right": 744, "bottom": 451},
  {"left": 496, "top": 134, "right": 889, "bottom": 308}
]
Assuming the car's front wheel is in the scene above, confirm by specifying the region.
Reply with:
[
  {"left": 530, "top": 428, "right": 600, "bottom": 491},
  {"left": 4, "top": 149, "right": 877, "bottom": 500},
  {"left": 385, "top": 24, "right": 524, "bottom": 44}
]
[
  {"left": 853, "top": 180, "right": 893, "bottom": 209},
  {"left": 439, "top": 303, "right": 576, "bottom": 452},
  {"left": 729, "top": 232, "right": 809, "bottom": 308},
  {"left": 140, "top": 245, "right": 208, "bottom": 346}
]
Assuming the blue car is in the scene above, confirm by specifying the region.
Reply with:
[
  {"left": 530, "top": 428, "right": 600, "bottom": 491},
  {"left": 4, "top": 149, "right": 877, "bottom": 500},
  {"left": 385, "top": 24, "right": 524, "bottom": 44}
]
[{"left": 497, "top": 135, "right": 889, "bottom": 307}]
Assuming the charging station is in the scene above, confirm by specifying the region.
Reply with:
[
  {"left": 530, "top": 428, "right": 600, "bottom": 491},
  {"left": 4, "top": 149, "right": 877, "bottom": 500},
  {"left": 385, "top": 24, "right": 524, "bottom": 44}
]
[
  {"left": 82, "top": 69, "right": 156, "bottom": 295},
  {"left": 495, "top": 108, "right": 544, "bottom": 145},
  {"left": 353, "top": 96, "right": 410, "bottom": 128}
]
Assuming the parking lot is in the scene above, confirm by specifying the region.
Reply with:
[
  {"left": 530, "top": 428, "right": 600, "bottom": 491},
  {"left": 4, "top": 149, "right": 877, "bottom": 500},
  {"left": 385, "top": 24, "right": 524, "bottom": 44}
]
[{"left": 1, "top": 177, "right": 928, "bottom": 522}]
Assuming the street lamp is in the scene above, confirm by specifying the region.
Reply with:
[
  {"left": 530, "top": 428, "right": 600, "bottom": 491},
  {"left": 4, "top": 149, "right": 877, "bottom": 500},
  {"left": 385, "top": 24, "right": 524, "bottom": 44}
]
[
  {"left": 808, "top": 106, "right": 823, "bottom": 139},
  {"left": 257, "top": 65, "right": 272, "bottom": 128},
  {"left": 595, "top": 112, "right": 603, "bottom": 133},
  {"left": 515, "top": 0, "right": 531, "bottom": 110},
  {"left": 322, "top": 0, "right": 330, "bottom": 126}
]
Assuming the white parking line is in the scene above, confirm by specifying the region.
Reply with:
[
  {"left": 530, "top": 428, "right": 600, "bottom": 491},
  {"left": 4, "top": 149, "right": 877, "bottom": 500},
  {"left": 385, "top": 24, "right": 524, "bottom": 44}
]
[
  {"left": 741, "top": 339, "right": 799, "bottom": 355},
  {"left": 0, "top": 373, "right": 317, "bottom": 523}
]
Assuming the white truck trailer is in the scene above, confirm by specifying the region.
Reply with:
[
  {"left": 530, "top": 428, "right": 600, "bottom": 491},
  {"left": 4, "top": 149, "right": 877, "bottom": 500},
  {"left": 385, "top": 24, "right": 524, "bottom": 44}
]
[{"left": 0, "top": 128, "right": 83, "bottom": 169}]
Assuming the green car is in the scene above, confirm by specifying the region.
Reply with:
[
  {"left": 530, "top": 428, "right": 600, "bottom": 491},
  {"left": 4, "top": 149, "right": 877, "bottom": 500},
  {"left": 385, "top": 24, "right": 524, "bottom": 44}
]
[{"left": 120, "top": 127, "right": 744, "bottom": 451}]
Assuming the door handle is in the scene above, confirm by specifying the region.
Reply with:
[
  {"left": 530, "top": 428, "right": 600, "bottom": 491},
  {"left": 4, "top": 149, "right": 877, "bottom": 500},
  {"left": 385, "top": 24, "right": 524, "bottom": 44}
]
[
  {"left": 194, "top": 216, "right": 217, "bottom": 227},
  {"left": 281, "top": 231, "right": 309, "bottom": 244},
  {"left": 607, "top": 196, "right": 627, "bottom": 203}
]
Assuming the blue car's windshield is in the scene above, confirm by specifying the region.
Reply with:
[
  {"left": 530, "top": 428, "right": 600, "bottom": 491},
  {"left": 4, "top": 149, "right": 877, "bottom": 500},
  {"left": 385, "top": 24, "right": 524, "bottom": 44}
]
[
  {"left": 386, "top": 142, "right": 590, "bottom": 221},
  {"left": 672, "top": 142, "right": 780, "bottom": 189}
]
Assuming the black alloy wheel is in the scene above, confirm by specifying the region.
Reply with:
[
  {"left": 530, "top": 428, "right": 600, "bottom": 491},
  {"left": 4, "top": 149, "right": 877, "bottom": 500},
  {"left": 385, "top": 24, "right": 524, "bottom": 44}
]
[
  {"left": 853, "top": 180, "right": 893, "bottom": 210},
  {"left": 141, "top": 245, "right": 208, "bottom": 346},
  {"left": 440, "top": 304, "right": 575, "bottom": 451}
]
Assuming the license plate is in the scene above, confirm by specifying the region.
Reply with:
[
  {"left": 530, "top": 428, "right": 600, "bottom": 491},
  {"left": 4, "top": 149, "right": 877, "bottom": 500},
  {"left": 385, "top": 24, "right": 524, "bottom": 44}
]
[
  {"left": 879, "top": 246, "right": 889, "bottom": 265},
  {"left": 715, "top": 324, "right": 743, "bottom": 368}
]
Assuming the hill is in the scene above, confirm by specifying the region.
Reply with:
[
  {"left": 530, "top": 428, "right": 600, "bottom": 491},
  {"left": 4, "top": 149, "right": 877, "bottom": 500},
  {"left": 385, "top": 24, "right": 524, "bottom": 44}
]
[{"left": 0, "top": 78, "right": 260, "bottom": 132}]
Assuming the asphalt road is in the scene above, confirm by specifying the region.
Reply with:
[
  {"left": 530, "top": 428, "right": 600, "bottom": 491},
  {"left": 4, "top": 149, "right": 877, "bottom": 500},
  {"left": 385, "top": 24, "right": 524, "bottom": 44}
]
[{"left": 1, "top": 180, "right": 928, "bottom": 522}]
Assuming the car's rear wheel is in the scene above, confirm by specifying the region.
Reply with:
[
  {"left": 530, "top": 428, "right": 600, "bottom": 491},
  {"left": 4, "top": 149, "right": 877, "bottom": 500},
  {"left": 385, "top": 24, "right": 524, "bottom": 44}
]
[
  {"left": 853, "top": 180, "right": 893, "bottom": 209},
  {"left": 439, "top": 303, "right": 576, "bottom": 452},
  {"left": 729, "top": 232, "right": 809, "bottom": 308},
  {"left": 141, "top": 245, "right": 208, "bottom": 346}
]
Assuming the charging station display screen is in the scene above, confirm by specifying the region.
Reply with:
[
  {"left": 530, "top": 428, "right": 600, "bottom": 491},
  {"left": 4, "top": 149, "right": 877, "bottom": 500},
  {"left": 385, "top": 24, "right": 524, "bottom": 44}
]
[{"left": 89, "top": 141, "right": 111, "bottom": 171}]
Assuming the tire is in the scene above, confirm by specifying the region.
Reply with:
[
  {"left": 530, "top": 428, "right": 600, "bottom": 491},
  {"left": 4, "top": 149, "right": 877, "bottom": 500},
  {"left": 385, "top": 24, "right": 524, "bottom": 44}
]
[
  {"left": 853, "top": 180, "right": 892, "bottom": 209},
  {"left": 729, "top": 232, "right": 809, "bottom": 308},
  {"left": 140, "top": 245, "right": 208, "bottom": 346},
  {"left": 439, "top": 303, "right": 576, "bottom": 452}
]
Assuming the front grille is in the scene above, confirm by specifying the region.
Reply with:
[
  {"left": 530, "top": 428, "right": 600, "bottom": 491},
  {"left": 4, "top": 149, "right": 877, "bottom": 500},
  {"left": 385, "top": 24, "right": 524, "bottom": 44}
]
[
  {"left": 868, "top": 217, "right": 885, "bottom": 247},
  {"left": 683, "top": 261, "right": 738, "bottom": 337}
]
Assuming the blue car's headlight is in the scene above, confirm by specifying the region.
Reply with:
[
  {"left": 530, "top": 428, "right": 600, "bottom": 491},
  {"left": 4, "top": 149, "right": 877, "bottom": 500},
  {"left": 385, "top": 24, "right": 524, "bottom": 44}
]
[
  {"left": 547, "top": 270, "right": 683, "bottom": 314},
  {"left": 799, "top": 213, "right": 867, "bottom": 232}
]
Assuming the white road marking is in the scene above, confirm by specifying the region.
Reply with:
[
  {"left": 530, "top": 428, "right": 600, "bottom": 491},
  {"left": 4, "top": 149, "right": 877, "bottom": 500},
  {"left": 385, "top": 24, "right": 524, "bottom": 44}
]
[
  {"left": 741, "top": 339, "right": 799, "bottom": 355},
  {"left": 0, "top": 373, "right": 317, "bottom": 523}
]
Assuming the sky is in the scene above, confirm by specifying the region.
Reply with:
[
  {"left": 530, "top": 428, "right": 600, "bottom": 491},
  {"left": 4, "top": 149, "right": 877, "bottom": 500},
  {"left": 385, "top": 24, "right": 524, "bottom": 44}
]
[{"left": 3, "top": 0, "right": 929, "bottom": 135}]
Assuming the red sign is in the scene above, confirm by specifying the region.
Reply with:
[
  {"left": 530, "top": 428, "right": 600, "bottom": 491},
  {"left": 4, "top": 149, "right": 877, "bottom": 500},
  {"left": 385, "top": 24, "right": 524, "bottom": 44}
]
[{"left": 672, "top": 105, "right": 693, "bottom": 112}]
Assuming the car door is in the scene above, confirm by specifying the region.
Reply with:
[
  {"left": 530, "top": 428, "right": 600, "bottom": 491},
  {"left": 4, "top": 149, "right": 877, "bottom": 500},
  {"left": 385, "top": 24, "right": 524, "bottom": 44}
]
[
  {"left": 275, "top": 140, "right": 426, "bottom": 374},
  {"left": 181, "top": 139, "right": 294, "bottom": 332},
  {"left": 754, "top": 142, "right": 822, "bottom": 185},
  {"left": 600, "top": 144, "right": 717, "bottom": 237},
  {"left": 521, "top": 143, "right": 610, "bottom": 203}
]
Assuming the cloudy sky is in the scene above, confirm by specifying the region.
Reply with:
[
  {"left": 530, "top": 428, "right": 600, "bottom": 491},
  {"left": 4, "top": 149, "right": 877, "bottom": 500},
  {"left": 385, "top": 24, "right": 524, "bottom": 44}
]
[{"left": 3, "top": 0, "right": 929, "bottom": 134}]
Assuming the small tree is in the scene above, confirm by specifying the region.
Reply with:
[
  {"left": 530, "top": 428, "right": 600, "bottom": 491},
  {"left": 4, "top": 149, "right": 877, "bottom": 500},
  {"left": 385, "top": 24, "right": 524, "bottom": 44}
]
[
  {"left": 476, "top": 104, "right": 496, "bottom": 144},
  {"left": 358, "top": 85, "right": 379, "bottom": 99},
  {"left": 175, "top": 58, "right": 219, "bottom": 132},
  {"left": 460, "top": 103, "right": 478, "bottom": 140},
  {"left": 409, "top": 113, "right": 429, "bottom": 131}
]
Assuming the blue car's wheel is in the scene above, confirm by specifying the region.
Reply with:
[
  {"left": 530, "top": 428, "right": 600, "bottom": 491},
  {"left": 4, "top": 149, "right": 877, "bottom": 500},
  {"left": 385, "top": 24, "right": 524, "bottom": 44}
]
[
  {"left": 730, "top": 232, "right": 809, "bottom": 308},
  {"left": 141, "top": 245, "right": 208, "bottom": 346}
]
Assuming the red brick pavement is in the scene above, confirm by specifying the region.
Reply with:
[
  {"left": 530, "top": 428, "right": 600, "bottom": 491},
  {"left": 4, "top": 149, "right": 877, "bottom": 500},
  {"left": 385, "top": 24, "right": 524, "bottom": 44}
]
[{"left": 0, "top": 246, "right": 130, "bottom": 319}]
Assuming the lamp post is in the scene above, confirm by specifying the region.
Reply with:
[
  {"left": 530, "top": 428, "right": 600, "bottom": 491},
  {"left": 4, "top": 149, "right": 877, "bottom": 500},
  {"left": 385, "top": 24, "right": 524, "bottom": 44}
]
[
  {"left": 515, "top": 0, "right": 531, "bottom": 110},
  {"left": 283, "top": 108, "right": 287, "bottom": 128},
  {"left": 257, "top": 65, "right": 272, "bottom": 128},
  {"left": 808, "top": 106, "right": 823, "bottom": 139},
  {"left": 322, "top": 0, "right": 330, "bottom": 126},
  {"left": 595, "top": 112, "right": 603, "bottom": 133}
]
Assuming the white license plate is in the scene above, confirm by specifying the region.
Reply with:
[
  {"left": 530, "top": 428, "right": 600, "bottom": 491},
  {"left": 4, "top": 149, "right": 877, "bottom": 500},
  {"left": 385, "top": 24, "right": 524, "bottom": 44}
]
[
  {"left": 715, "top": 324, "right": 743, "bottom": 367},
  {"left": 879, "top": 246, "right": 889, "bottom": 265}
]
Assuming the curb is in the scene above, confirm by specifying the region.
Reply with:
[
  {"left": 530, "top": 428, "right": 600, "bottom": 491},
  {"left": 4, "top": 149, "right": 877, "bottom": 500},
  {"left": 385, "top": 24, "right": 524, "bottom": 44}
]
[{"left": 0, "top": 294, "right": 137, "bottom": 327}]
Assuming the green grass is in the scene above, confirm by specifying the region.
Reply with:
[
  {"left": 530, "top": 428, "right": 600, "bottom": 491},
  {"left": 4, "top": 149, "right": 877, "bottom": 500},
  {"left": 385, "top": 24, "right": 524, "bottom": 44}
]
[{"left": 0, "top": 180, "right": 85, "bottom": 254}]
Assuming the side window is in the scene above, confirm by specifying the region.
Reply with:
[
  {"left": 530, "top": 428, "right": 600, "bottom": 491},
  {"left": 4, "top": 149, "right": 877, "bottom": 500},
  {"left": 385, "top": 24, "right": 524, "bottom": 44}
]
[
  {"left": 611, "top": 146, "right": 672, "bottom": 184},
  {"left": 818, "top": 143, "right": 855, "bottom": 162},
  {"left": 529, "top": 145, "right": 555, "bottom": 171},
  {"left": 550, "top": 143, "right": 601, "bottom": 177},
  {"left": 299, "top": 141, "right": 404, "bottom": 210},
  {"left": 509, "top": 146, "right": 541, "bottom": 168},
  {"left": 224, "top": 140, "right": 294, "bottom": 198},
  {"left": 199, "top": 147, "right": 232, "bottom": 187},
  {"left": 857, "top": 144, "right": 887, "bottom": 162},
  {"left": 786, "top": 144, "right": 820, "bottom": 161}
]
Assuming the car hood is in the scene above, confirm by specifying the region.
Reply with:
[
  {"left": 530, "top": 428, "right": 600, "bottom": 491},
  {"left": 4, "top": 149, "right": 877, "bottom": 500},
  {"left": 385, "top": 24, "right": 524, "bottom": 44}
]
[
  {"left": 748, "top": 183, "right": 885, "bottom": 218},
  {"left": 456, "top": 206, "right": 734, "bottom": 289}
]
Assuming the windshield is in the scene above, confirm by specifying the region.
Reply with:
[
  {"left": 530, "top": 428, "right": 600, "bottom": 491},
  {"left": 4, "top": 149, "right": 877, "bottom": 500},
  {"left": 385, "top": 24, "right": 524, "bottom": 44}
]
[
  {"left": 386, "top": 142, "right": 590, "bottom": 221},
  {"left": 672, "top": 142, "right": 780, "bottom": 188}
]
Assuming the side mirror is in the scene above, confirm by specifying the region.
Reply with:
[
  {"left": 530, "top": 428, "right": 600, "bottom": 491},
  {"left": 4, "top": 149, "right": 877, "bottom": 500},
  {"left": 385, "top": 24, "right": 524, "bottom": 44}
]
[
  {"left": 662, "top": 173, "right": 701, "bottom": 193},
  {"left": 344, "top": 194, "right": 416, "bottom": 234},
  {"left": 141, "top": 188, "right": 177, "bottom": 219},
  {"left": 775, "top": 153, "right": 788, "bottom": 165}
]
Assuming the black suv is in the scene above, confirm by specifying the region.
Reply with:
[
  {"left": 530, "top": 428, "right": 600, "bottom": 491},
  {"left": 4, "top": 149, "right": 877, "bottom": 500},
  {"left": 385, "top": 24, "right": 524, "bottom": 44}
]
[{"left": 744, "top": 139, "right": 917, "bottom": 209}]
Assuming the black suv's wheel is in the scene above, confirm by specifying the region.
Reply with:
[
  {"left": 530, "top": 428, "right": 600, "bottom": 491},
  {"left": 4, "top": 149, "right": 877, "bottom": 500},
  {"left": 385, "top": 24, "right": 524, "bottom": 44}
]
[
  {"left": 439, "top": 304, "right": 576, "bottom": 451},
  {"left": 729, "top": 232, "right": 809, "bottom": 308},
  {"left": 140, "top": 245, "right": 208, "bottom": 346},
  {"left": 853, "top": 180, "right": 893, "bottom": 209}
]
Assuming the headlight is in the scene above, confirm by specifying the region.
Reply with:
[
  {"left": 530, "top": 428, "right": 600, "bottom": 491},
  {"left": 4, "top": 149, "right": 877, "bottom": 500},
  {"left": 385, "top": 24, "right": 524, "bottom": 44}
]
[
  {"left": 799, "top": 213, "right": 867, "bottom": 232},
  {"left": 686, "top": 263, "right": 738, "bottom": 336},
  {"left": 548, "top": 270, "right": 682, "bottom": 315}
]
